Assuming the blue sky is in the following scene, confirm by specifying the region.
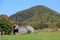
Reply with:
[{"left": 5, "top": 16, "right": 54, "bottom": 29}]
[{"left": 0, "top": 0, "right": 60, "bottom": 16}]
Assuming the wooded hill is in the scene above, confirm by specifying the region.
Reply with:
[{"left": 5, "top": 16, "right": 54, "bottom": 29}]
[{"left": 10, "top": 5, "right": 60, "bottom": 29}]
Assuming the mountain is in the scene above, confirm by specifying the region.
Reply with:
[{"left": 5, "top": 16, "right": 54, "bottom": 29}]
[
  {"left": 9, "top": 5, "right": 60, "bottom": 29},
  {"left": 10, "top": 5, "right": 59, "bottom": 22}
]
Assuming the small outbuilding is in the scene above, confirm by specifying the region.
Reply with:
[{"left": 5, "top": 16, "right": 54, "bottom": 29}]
[{"left": 13, "top": 25, "right": 34, "bottom": 35}]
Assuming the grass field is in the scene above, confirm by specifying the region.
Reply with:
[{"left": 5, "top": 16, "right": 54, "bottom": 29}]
[{"left": 0, "top": 32, "right": 60, "bottom": 40}]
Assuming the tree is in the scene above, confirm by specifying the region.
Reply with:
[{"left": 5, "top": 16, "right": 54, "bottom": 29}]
[{"left": 0, "top": 14, "right": 15, "bottom": 35}]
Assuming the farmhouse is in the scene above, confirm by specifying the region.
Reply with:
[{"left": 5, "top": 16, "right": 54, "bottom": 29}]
[{"left": 13, "top": 25, "right": 34, "bottom": 34}]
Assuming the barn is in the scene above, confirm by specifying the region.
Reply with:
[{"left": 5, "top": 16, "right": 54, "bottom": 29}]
[{"left": 13, "top": 25, "right": 34, "bottom": 35}]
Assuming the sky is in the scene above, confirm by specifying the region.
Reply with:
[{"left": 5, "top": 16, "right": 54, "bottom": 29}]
[{"left": 0, "top": 0, "right": 60, "bottom": 16}]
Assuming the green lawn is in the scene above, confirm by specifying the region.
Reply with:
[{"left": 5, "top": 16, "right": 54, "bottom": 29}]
[{"left": 1, "top": 32, "right": 60, "bottom": 40}]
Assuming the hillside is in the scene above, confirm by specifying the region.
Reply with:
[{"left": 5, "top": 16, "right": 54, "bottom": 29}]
[
  {"left": 10, "top": 5, "right": 59, "bottom": 22},
  {"left": 10, "top": 5, "right": 60, "bottom": 29}
]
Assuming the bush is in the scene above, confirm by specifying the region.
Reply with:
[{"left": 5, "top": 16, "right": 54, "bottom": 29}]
[{"left": 57, "top": 23, "right": 60, "bottom": 28}]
